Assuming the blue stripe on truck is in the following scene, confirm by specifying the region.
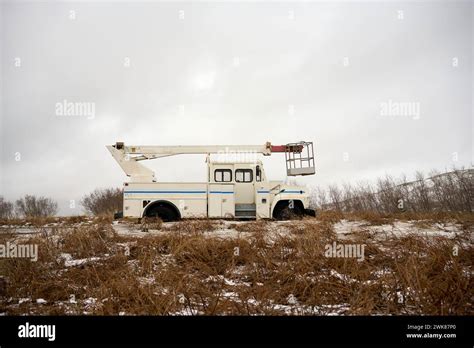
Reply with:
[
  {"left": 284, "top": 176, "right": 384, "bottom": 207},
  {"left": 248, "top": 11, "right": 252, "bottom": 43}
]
[
  {"left": 124, "top": 190, "right": 301, "bottom": 195},
  {"left": 257, "top": 190, "right": 304, "bottom": 194},
  {"left": 124, "top": 190, "right": 234, "bottom": 194},
  {"left": 125, "top": 191, "right": 206, "bottom": 194}
]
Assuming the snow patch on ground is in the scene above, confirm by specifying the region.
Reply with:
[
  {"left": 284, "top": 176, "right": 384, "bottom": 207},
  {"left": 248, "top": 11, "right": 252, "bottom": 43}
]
[
  {"left": 205, "top": 275, "right": 251, "bottom": 287},
  {"left": 110, "top": 219, "right": 302, "bottom": 242},
  {"left": 333, "top": 219, "right": 465, "bottom": 239},
  {"left": 60, "top": 253, "right": 103, "bottom": 267}
]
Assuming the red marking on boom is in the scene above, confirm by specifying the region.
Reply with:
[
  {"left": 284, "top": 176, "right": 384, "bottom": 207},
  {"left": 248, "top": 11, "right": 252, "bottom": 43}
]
[{"left": 271, "top": 145, "right": 303, "bottom": 153}]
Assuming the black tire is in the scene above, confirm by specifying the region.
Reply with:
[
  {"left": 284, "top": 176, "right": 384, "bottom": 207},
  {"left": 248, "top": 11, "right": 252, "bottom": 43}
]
[
  {"left": 273, "top": 202, "right": 304, "bottom": 220},
  {"left": 146, "top": 204, "right": 177, "bottom": 222}
]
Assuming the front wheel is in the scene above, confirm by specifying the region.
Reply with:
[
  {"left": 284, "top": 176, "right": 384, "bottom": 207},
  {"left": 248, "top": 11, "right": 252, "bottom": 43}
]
[{"left": 273, "top": 202, "right": 304, "bottom": 220}]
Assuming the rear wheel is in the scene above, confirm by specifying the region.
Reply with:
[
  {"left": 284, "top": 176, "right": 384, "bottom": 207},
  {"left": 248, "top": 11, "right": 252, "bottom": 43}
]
[{"left": 145, "top": 203, "right": 178, "bottom": 222}]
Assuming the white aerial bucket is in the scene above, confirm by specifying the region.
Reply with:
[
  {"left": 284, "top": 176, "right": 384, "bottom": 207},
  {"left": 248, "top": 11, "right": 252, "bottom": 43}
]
[{"left": 284, "top": 141, "right": 316, "bottom": 176}]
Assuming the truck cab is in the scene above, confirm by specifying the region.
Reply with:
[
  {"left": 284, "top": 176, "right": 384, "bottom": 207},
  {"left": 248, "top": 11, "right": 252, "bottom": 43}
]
[{"left": 205, "top": 159, "right": 312, "bottom": 220}]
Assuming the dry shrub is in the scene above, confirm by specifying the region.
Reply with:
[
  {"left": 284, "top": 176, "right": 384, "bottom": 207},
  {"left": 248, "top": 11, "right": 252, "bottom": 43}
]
[
  {"left": 81, "top": 188, "right": 122, "bottom": 217},
  {"left": 0, "top": 216, "right": 59, "bottom": 227},
  {"left": 15, "top": 195, "right": 58, "bottom": 218},
  {"left": 315, "top": 168, "right": 472, "bottom": 214},
  {"left": 0, "top": 197, "right": 14, "bottom": 219},
  {"left": 162, "top": 219, "right": 218, "bottom": 234},
  {"left": 28, "top": 216, "right": 60, "bottom": 227},
  {"left": 316, "top": 210, "right": 344, "bottom": 224},
  {"left": 171, "top": 235, "right": 249, "bottom": 275},
  {"left": 391, "top": 236, "right": 472, "bottom": 315},
  {"left": 140, "top": 217, "right": 163, "bottom": 232},
  {"left": 233, "top": 221, "right": 267, "bottom": 234},
  {"left": 63, "top": 216, "right": 90, "bottom": 224},
  {"left": 61, "top": 225, "right": 114, "bottom": 258}
]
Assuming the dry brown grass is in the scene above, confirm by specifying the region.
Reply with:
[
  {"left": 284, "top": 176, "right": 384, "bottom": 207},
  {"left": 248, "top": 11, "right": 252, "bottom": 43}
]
[
  {"left": 0, "top": 215, "right": 472, "bottom": 315},
  {"left": 161, "top": 219, "right": 219, "bottom": 234},
  {"left": 232, "top": 220, "right": 268, "bottom": 234},
  {"left": 338, "top": 211, "right": 474, "bottom": 230},
  {"left": 0, "top": 215, "right": 95, "bottom": 227},
  {"left": 61, "top": 226, "right": 113, "bottom": 259},
  {"left": 314, "top": 210, "right": 345, "bottom": 224}
]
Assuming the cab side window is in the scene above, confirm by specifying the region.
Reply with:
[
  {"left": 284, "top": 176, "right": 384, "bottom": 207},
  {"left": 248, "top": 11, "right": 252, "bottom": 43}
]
[
  {"left": 235, "top": 169, "right": 253, "bottom": 183},
  {"left": 214, "top": 169, "right": 232, "bottom": 182}
]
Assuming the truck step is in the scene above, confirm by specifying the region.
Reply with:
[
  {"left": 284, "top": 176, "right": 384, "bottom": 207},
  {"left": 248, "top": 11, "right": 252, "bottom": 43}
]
[
  {"left": 235, "top": 211, "right": 256, "bottom": 217},
  {"left": 235, "top": 208, "right": 256, "bottom": 218},
  {"left": 235, "top": 204, "right": 256, "bottom": 212}
]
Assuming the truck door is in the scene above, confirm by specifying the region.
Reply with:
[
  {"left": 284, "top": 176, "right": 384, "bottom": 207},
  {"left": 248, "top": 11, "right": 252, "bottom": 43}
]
[{"left": 234, "top": 168, "right": 255, "bottom": 205}]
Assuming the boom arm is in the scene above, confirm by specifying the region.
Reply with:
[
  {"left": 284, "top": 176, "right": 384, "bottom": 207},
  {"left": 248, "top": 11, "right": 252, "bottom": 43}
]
[
  {"left": 107, "top": 141, "right": 273, "bottom": 182},
  {"left": 107, "top": 141, "right": 313, "bottom": 181}
]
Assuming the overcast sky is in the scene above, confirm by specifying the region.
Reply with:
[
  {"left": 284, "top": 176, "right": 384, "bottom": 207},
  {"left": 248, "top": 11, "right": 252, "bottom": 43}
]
[{"left": 1, "top": 0, "right": 472, "bottom": 215}]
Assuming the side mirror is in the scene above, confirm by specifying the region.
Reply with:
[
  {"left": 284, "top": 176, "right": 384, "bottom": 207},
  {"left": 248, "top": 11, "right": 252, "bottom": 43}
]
[{"left": 256, "top": 165, "right": 262, "bottom": 182}]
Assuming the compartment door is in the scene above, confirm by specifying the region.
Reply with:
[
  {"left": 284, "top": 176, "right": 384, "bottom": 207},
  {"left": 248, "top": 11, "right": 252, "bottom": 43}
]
[
  {"left": 220, "top": 184, "right": 235, "bottom": 218},
  {"left": 255, "top": 183, "right": 271, "bottom": 219},
  {"left": 208, "top": 184, "right": 222, "bottom": 217},
  {"left": 208, "top": 184, "right": 235, "bottom": 218}
]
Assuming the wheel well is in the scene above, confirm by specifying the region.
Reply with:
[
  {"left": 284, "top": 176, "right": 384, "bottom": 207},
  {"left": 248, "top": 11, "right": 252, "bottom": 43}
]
[
  {"left": 142, "top": 200, "right": 181, "bottom": 219},
  {"left": 272, "top": 199, "right": 304, "bottom": 218}
]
